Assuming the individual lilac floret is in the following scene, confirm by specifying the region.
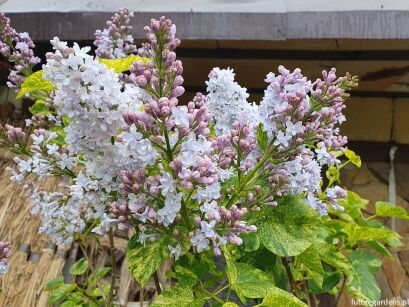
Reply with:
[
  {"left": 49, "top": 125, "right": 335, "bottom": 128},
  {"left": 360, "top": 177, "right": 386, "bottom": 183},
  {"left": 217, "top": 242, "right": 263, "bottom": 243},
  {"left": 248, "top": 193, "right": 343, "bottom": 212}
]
[
  {"left": 326, "top": 186, "right": 347, "bottom": 211},
  {"left": 0, "top": 13, "right": 40, "bottom": 90},
  {"left": 0, "top": 241, "right": 11, "bottom": 275},
  {"left": 94, "top": 8, "right": 137, "bottom": 59}
]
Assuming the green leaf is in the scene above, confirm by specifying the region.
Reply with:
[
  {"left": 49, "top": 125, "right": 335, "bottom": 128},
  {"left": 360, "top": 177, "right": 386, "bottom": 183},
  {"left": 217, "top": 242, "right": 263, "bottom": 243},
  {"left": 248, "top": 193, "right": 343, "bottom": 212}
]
[
  {"left": 338, "top": 191, "right": 368, "bottom": 220},
  {"left": 88, "top": 267, "right": 111, "bottom": 287},
  {"left": 259, "top": 196, "right": 320, "bottom": 256},
  {"left": 151, "top": 286, "right": 203, "bottom": 307},
  {"left": 368, "top": 241, "right": 392, "bottom": 257},
  {"left": 239, "top": 232, "right": 260, "bottom": 253},
  {"left": 49, "top": 284, "right": 76, "bottom": 304},
  {"left": 69, "top": 258, "right": 89, "bottom": 276},
  {"left": 346, "top": 250, "right": 381, "bottom": 302},
  {"left": 222, "top": 303, "right": 239, "bottom": 307},
  {"left": 50, "top": 126, "right": 67, "bottom": 146},
  {"left": 295, "top": 246, "right": 324, "bottom": 287},
  {"left": 29, "top": 100, "right": 50, "bottom": 116},
  {"left": 99, "top": 55, "right": 152, "bottom": 73},
  {"left": 345, "top": 148, "right": 361, "bottom": 168},
  {"left": 89, "top": 283, "right": 110, "bottom": 297},
  {"left": 326, "top": 166, "right": 340, "bottom": 183},
  {"left": 309, "top": 269, "right": 342, "bottom": 294},
  {"left": 16, "top": 70, "right": 56, "bottom": 99},
  {"left": 257, "top": 123, "right": 269, "bottom": 151},
  {"left": 44, "top": 276, "right": 64, "bottom": 291},
  {"left": 311, "top": 239, "right": 351, "bottom": 273},
  {"left": 255, "top": 286, "right": 307, "bottom": 307},
  {"left": 234, "top": 262, "right": 275, "bottom": 298},
  {"left": 342, "top": 223, "right": 398, "bottom": 245},
  {"left": 175, "top": 264, "right": 200, "bottom": 287},
  {"left": 60, "top": 301, "right": 82, "bottom": 307},
  {"left": 375, "top": 201, "right": 409, "bottom": 219},
  {"left": 127, "top": 234, "right": 174, "bottom": 287},
  {"left": 241, "top": 247, "right": 288, "bottom": 290}
]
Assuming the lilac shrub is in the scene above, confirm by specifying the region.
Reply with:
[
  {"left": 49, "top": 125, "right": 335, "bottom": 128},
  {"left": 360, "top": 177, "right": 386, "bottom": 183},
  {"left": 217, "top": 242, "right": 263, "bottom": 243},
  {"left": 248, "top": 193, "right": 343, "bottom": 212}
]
[{"left": 0, "top": 10, "right": 404, "bottom": 307}]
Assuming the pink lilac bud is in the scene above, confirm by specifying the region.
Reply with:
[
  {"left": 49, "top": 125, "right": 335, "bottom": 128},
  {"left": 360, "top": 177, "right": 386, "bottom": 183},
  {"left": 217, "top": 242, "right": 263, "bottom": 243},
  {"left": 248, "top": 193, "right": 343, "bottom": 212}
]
[
  {"left": 94, "top": 8, "right": 137, "bottom": 59},
  {"left": 228, "top": 233, "right": 243, "bottom": 245},
  {"left": 5, "top": 124, "right": 26, "bottom": 142}
]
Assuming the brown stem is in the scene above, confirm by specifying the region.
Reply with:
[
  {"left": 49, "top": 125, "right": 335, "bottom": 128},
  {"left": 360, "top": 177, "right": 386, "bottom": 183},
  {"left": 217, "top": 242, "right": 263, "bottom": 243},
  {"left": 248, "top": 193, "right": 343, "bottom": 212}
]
[
  {"left": 107, "top": 227, "right": 116, "bottom": 305},
  {"left": 312, "top": 294, "right": 320, "bottom": 307},
  {"left": 302, "top": 281, "right": 312, "bottom": 307},
  {"left": 282, "top": 257, "right": 300, "bottom": 298},
  {"left": 153, "top": 271, "right": 162, "bottom": 295},
  {"left": 335, "top": 275, "right": 347, "bottom": 307}
]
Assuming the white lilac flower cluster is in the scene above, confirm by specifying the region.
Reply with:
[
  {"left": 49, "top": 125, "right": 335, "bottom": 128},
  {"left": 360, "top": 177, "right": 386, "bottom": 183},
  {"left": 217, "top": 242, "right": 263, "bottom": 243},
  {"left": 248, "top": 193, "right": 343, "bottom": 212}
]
[
  {"left": 206, "top": 68, "right": 259, "bottom": 135},
  {"left": 0, "top": 11, "right": 357, "bottom": 255}
]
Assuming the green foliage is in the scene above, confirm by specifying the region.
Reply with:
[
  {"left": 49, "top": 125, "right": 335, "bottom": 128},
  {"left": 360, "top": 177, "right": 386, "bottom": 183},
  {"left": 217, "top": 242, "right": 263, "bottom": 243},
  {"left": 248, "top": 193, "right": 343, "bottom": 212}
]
[
  {"left": 295, "top": 246, "right": 324, "bottom": 287},
  {"left": 233, "top": 262, "right": 275, "bottom": 298},
  {"left": 16, "top": 70, "right": 56, "bottom": 99},
  {"left": 99, "top": 55, "right": 151, "bottom": 73},
  {"left": 341, "top": 223, "right": 398, "bottom": 245},
  {"left": 29, "top": 99, "right": 51, "bottom": 116},
  {"left": 44, "top": 276, "right": 65, "bottom": 291},
  {"left": 69, "top": 257, "right": 89, "bottom": 276},
  {"left": 346, "top": 250, "right": 382, "bottom": 302},
  {"left": 259, "top": 196, "right": 320, "bottom": 256},
  {"left": 375, "top": 201, "right": 409, "bottom": 219},
  {"left": 254, "top": 287, "right": 308, "bottom": 307},
  {"left": 241, "top": 247, "right": 289, "bottom": 290},
  {"left": 88, "top": 267, "right": 111, "bottom": 287},
  {"left": 257, "top": 123, "right": 269, "bottom": 151},
  {"left": 239, "top": 232, "right": 260, "bottom": 253},
  {"left": 345, "top": 148, "right": 362, "bottom": 168},
  {"left": 127, "top": 234, "right": 174, "bottom": 287},
  {"left": 151, "top": 286, "right": 203, "bottom": 307},
  {"left": 50, "top": 126, "right": 67, "bottom": 146},
  {"left": 48, "top": 284, "right": 76, "bottom": 305}
]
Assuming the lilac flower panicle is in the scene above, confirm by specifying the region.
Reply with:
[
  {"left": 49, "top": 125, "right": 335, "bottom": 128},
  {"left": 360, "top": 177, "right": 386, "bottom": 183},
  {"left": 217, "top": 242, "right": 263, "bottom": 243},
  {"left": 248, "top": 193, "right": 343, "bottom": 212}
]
[
  {"left": 94, "top": 8, "right": 137, "bottom": 59},
  {"left": 0, "top": 13, "right": 40, "bottom": 90}
]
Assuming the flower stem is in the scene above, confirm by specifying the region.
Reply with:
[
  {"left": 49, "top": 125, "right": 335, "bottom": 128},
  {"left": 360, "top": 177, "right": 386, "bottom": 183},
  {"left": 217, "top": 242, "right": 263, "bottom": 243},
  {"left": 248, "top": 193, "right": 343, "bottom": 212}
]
[{"left": 107, "top": 227, "right": 116, "bottom": 304}]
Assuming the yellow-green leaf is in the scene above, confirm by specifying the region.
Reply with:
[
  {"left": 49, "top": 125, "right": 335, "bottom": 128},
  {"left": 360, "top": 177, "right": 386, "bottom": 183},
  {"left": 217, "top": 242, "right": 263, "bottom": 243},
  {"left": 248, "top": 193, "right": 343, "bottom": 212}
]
[
  {"left": 29, "top": 100, "right": 50, "bottom": 115},
  {"left": 16, "top": 70, "right": 56, "bottom": 99},
  {"left": 342, "top": 223, "right": 398, "bottom": 245},
  {"left": 375, "top": 201, "right": 409, "bottom": 220},
  {"left": 345, "top": 148, "right": 361, "bottom": 168},
  {"left": 127, "top": 234, "right": 174, "bottom": 288},
  {"left": 259, "top": 196, "right": 320, "bottom": 257},
  {"left": 151, "top": 286, "right": 203, "bottom": 307},
  {"left": 69, "top": 257, "right": 88, "bottom": 276},
  {"left": 255, "top": 286, "right": 307, "bottom": 307},
  {"left": 295, "top": 246, "right": 324, "bottom": 287},
  {"left": 99, "top": 55, "right": 152, "bottom": 73}
]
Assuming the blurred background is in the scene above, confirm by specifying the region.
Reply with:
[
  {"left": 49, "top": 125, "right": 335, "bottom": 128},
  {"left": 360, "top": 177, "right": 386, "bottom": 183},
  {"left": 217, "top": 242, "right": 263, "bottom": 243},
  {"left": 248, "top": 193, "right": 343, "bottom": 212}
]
[{"left": 1, "top": 1, "right": 409, "bottom": 306}]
